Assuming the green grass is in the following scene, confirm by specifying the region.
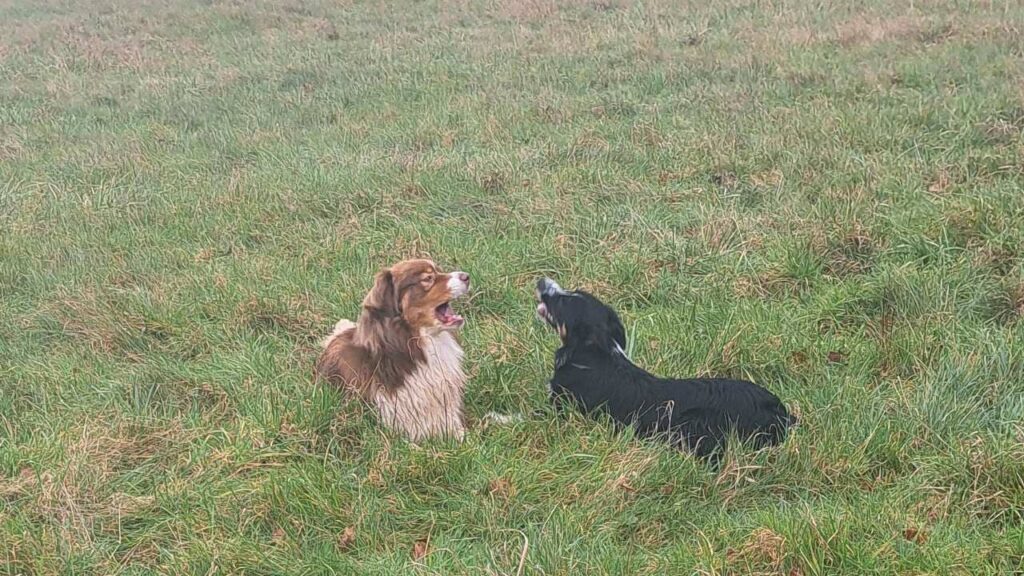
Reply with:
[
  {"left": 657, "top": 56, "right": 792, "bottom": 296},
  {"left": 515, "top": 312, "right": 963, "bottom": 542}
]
[{"left": 2, "top": 0, "right": 1024, "bottom": 573}]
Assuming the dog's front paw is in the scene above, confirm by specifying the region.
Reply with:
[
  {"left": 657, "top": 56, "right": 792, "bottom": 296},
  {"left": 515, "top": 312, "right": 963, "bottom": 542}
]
[{"left": 481, "top": 412, "right": 525, "bottom": 427}]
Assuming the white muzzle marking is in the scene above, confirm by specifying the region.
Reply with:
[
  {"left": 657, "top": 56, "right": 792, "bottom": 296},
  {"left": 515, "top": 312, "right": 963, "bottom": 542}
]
[{"left": 448, "top": 272, "right": 470, "bottom": 298}]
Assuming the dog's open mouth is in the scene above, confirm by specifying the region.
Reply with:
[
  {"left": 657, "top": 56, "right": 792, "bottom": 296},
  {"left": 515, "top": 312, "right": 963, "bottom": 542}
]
[
  {"left": 435, "top": 302, "right": 464, "bottom": 327},
  {"left": 536, "top": 302, "right": 555, "bottom": 326},
  {"left": 535, "top": 285, "right": 554, "bottom": 326}
]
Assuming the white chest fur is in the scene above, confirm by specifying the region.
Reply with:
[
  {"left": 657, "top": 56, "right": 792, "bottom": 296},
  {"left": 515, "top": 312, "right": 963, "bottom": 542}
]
[{"left": 373, "top": 330, "right": 466, "bottom": 441}]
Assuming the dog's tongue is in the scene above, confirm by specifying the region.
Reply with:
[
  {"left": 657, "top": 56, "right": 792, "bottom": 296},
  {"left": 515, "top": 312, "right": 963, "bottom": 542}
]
[{"left": 437, "top": 303, "right": 464, "bottom": 326}]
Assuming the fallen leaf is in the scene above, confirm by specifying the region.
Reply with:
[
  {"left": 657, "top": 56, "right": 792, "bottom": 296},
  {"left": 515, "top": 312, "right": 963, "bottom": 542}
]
[
  {"left": 271, "top": 527, "right": 285, "bottom": 543},
  {"left": 903, "top": 527, "right": 927, "bottom": 544},
  {"left": 827, "top": 351, "right": 845, "bottom": 363},
  {"left": 337, "top": 526, "right": 356, "bottom": 551},
  {"left": 928, "top": 171, "right": 950, "bottom": 194},
  {"left": 659, "top": 484, "right": 675, "bottom": 495},
  {"left": 412, "top": 538, "right": 429, "bottom": 560}
]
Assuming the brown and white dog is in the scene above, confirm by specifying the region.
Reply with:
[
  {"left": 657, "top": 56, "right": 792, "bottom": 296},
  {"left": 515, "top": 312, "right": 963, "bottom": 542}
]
[{"left": 315, "top": 259, "right": 471, "bottom": 441}]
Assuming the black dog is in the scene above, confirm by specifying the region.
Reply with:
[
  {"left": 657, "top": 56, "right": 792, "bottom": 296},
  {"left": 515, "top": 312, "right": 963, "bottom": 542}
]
[{"left": 535, "top": 277, "right": 795, "bottom": 460}]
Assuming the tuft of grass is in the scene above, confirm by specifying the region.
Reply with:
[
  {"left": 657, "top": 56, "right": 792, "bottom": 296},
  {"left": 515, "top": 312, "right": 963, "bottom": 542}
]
[{"left": 2, "top": 0, "right": 1024, "bottom": 573}]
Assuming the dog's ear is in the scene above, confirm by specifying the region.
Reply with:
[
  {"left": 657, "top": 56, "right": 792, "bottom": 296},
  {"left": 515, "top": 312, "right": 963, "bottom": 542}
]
[
  {"left": 581, "top": 310, "right": 627, "bottom": 354},
  {"left": 585, "top": 325, "right": 620, "bottom": 354},
  {"left": 608, "top": 315, "right": 627, "bottom": 351},
  {"left": 363, "top": 269, "right": 400, "bottom": 315}
]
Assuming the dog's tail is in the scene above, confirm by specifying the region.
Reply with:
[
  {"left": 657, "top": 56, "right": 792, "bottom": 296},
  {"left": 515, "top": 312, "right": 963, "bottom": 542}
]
[{"left": 321, "top": 319, "right": 356, "bottom": 349}]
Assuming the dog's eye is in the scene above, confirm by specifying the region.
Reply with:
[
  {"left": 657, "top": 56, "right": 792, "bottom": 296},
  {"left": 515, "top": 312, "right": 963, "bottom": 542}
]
[{"left": 421, "top": 274, "right": 435, "bottom": 287}]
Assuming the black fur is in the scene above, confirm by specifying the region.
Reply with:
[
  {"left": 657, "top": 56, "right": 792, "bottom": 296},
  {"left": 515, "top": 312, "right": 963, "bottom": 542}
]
[{"left": 536, "top": 277, "right": 795, "bottom": 460}]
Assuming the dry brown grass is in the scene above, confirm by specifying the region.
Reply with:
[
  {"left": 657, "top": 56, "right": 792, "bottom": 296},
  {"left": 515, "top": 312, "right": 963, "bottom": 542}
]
[
  {"left": 822, "top": 220, "right": 877, "bottom": 278},
  {"left": 834, "top": 15, "right": 942, "bottom": 47},
  {"left": 725, "top": 527, "right": 788, "bottom": 575},
  {"left": 233, "top": 292, "right": 325, "bottom": 341},
  {"left": 0, "top": 418, "right": 191, "bottom": 560},
  {"left": 39, "top": 287, "right": 148, "bottom": 355},
  {"left": 737, "top": 12, "right": 989, "bottom": 57},
  {"left": 599, "top": 447, "right": 658, "bottom": 497},
  {"left": 732, "top": 269, "right": 800, "bottom": 300}
]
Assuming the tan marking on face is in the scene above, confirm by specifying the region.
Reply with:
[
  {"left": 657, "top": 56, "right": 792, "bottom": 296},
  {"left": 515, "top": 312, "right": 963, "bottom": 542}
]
[{"left": 388, "top": 259, "right": 456, "bottom": 330}]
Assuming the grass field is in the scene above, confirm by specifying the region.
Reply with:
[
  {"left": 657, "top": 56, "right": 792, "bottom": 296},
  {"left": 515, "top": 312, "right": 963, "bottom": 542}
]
[{"left": 2, "top": 0, "right": 1024, "bottom": 573}]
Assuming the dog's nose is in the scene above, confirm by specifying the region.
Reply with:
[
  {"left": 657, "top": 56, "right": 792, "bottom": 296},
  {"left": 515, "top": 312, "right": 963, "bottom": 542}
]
[
  {"left": 458, "top": 272, "right": 470, "bottom": 284},
  {"left": 537, "top": 277, "right": 561, "bottom": 295}
]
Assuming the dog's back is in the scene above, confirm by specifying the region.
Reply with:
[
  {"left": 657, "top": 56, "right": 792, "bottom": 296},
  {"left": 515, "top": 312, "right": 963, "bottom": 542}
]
[
  {"left": 315, "top": 319, "right": 371, "bottom": 396},
  {"left": 647, "top": 377, "right": 792, "bottom": 455},
  {"left": 551, "top": 357, "right": 793, "bottom": 457},
  {"left": 321, "top": 319, "right": 356, "bottom": 349}
]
